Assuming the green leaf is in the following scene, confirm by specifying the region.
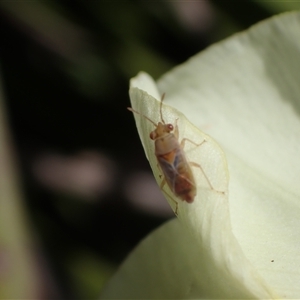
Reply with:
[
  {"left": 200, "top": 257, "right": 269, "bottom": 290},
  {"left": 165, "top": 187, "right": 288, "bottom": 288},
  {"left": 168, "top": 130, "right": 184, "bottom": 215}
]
[{"left": 0, "top": 73, "right": 39, "bottom": 298}]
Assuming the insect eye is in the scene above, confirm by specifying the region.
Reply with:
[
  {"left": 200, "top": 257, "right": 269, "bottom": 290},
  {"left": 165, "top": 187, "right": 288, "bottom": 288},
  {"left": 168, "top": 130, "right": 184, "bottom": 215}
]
[
  {"left": 150, "top": 131, "right": 156, "bottom": 140},
  {"left": 167, "top": 124, "right": 173, "bottom": 131}
]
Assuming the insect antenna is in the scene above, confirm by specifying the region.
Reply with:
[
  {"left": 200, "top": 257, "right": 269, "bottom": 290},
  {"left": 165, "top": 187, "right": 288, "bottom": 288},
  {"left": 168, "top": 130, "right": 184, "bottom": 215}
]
[
  {"left": 160, "top": 93, "right": 166, "bottom": 124},
  {"left": 127, "top": 107, "right": 158, "bottom": 127}
]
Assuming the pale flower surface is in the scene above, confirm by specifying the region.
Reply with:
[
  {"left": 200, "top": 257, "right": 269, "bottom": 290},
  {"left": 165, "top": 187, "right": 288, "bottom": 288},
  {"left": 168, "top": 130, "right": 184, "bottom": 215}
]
[{"left": 101, "top": 12, "right": 300, "bottom": 299}]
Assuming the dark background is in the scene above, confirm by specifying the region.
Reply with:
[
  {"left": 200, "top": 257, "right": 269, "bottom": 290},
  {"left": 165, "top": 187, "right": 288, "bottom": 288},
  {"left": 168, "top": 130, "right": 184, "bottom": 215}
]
[{"left": 0, "top": 1, "right": 296, "bottom": 298}]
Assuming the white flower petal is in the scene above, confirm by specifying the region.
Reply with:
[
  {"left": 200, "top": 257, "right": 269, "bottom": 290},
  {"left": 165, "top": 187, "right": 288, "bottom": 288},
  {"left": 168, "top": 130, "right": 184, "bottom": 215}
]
[
  {"left": 101, "top": 219, "right": 272, "bottom": 299},
  {"left": 102, "top": 71, "right": 275, "bottom": 298},
  {"left": 157, "top": 11, "right": 300, "bottom": 298},
  {"left": 101, "top": 12, "right": 300, "bottom": 299}
]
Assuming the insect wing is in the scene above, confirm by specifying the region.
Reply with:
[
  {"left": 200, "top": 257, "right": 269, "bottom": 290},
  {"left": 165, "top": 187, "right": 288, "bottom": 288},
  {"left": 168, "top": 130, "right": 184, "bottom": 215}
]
[
  {"left": 157, "top": 149, "right": 179, "bottom": 192},
  {"left": 157, "top": 147, "right": 196, "bottom": 202}
]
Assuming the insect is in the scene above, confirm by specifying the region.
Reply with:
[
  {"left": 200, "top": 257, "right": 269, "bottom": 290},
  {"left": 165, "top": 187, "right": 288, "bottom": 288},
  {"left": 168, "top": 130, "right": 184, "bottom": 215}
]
[{"left": 128, "top": 94, "right": 216, "bottom": 215}]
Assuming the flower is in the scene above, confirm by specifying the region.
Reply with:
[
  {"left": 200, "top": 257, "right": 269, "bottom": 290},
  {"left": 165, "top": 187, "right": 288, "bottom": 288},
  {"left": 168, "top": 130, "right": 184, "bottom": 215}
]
[{"left": 101, "top": 12, "right": 300, "bottom": 299}]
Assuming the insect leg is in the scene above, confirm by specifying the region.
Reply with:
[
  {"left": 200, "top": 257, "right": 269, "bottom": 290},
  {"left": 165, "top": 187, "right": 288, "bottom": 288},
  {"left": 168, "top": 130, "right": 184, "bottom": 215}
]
[
  {"left": 180, "top": 137, "right": 207, "bottom": 149},
  {"left": 159, "top": 177, "right": 179, "bottom": 216},
  {"left": 189, "top": 161, "right": 225, "bottom": 194},
  {"left": 156, "top": 163, "right": 164, "bottom": 179},
  {"left": 173, "top": 118, "right": 179, "bottom": 139},
  {"left": 189, "top": 162, "right": 213, "bottom": 190},
  {"left": 181, "top": 138, "right": 224, "bottom": 194}
]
